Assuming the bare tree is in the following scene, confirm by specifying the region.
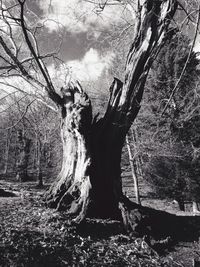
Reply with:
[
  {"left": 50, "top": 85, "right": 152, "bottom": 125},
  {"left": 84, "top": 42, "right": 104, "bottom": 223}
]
[{"left": 1, "top": 0, "right": 198, "bottom": 233}]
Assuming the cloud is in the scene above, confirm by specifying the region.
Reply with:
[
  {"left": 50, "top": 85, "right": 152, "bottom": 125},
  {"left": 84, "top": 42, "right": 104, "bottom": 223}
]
[
  {"left": 38, "top": 0, "right": 132, "bottom": 34},
  {"left": 48, "top": 48, "right": 114, "bottom": 83},
  {"left": 68, "top": 48, "right": 114, "bottom": 81}
]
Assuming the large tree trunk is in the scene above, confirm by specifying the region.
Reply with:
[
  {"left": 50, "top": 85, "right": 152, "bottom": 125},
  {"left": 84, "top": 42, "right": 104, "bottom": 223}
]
[{"left": 46, "top": 0, "right": 178, "bottom": 232}]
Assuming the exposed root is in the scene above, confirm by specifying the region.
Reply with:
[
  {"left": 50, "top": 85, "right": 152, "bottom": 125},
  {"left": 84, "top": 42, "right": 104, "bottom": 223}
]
[{"left": 46, "top": 176, "right": 91, "bottom": 223}]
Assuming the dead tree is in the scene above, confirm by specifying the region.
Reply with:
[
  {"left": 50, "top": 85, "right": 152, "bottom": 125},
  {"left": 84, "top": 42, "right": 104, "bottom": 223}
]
[
  {"left": 0, "top": 0, "right": 178, "bottom": 232},
  {"left": 45, "top": 0, "right": 178, "bottom": 229}
]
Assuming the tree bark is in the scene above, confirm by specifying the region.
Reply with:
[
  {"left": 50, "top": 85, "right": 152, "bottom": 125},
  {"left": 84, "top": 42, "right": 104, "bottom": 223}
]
[
  {"left": 3, "top": 129, "right": 11, "bottom": 175},
  {"left": 46, "top": 0, "right": 178, "bottom": 232},
  {"left": 37, "top": 144, "right": 43, "bottom": 187},
  {"left": 46, "top": 83, "right": 93, "bottom": 222},
  {"left": 126, "top": 134, "right": 141, "bottom": 205},
  {"left": 131, "top": 127, "right": 143, "bottom": 180},
  {"left": 16, "top": 130, "right": 31, "bottom": 182}
]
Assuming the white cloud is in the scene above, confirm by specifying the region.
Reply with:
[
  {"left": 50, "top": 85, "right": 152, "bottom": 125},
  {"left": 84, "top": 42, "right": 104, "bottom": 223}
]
[
  {"left": 48, "top": 48, "right": 114, "bottom": 83},
  {"left": 38, "top": 0, "right": 132, "bottom": 34},
  {"left": 68, "top": 48, "right": 114, "bottom": 81}
]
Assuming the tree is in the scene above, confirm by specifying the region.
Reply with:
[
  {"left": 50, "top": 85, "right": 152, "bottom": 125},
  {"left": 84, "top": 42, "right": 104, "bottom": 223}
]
[
  {"left": 46, "top": 0, "right": 178, "bottom": 227},
  {"left": 16, "top": 129, "right": 31, "bottom": 181},
  {"left": 0, "top": 0, "right": 190, "bottom": 232},
  {"left": 2, "top": 128, "right": 12, "bottom": 175},
  {"left": 126, "top": 131, "right": 141, "bottom": 205},
  {"left": 141, "top": 32, "right": 200, "bottom": 211},
  {"left": 0, "top": 92, "right": 61, "bottom": 184}
]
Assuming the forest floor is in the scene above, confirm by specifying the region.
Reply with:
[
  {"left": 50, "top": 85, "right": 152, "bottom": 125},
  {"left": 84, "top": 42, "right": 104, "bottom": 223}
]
[{"left": 0, "top": 178, "right": 200, "bottom": 266}]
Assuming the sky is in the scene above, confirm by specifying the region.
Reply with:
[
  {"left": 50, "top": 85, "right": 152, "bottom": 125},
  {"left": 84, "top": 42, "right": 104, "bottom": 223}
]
[
  {"left": 0, "top": 0, "right": 200, "bottom": 115},
  {"left": 28, "top": 0, "right": 132, "bottom": 82},
  {"left": 31, "top": 0, "right": 200, "bottom": 81},
  {"left": 0, "top": 0, "right": 134, "bottom": 108},
  {"left": 1, "top": 0, "right": 200, "bottom": 89}
]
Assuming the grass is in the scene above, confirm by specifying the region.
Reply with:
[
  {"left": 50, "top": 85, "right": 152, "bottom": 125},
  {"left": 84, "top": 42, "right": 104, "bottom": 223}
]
[{"left": 0, "top": 179, "right": 200, "bottom": 266}]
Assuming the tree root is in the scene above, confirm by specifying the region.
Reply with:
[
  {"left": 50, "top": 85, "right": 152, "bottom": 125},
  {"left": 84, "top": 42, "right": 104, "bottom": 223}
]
[{"left": 45, "top": 176, "right": 91, "bottom": 223}]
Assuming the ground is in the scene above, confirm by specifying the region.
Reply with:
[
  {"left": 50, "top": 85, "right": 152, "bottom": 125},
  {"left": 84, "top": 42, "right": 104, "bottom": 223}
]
[{"left": 0, "top": 177, "right": 200, "bottom": 267}]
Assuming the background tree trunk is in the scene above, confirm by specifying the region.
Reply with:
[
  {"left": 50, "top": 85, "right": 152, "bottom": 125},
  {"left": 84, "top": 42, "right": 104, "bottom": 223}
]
[
  {"left": 3, "top": 129, "right": 12, "bottom": 175},
  {"left": 126, "top": 134, "right": 141, "bottom": 205},
  {"left": 131, "top": 127, "right": 143, "bottom": 181},
  {"left": 16, "top": 130, "right": 31, "bottom": 182},
  {"left": 37, "top": 142, "right": 43, "bottom": 187}
]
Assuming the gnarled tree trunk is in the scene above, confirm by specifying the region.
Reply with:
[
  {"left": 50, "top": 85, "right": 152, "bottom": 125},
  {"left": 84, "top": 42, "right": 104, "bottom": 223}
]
[
  {"left": 46, "top": 84, "right": 93, "bottom": 222},
  {"left": 46, "top": 0, "right": 178, "bottom": 232}
]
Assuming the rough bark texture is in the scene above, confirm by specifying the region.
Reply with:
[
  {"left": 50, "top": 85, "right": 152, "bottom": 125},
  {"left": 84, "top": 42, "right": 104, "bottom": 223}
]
[
  {"left": 46, "top": 82, "right": 93, "bottom": 222},
  {"left": 46, "top": 0, "right": 178, "bottom": 232},
  {"left": 126, "top": 134, "right": 141, "bottom": 205}
]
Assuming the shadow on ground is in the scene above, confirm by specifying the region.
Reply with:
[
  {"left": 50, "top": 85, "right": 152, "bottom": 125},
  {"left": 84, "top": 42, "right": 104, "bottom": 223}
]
[
  {"left": 74, "top": 203, "right": 200, "bottom": 245},
  {"left": 127, "top": 203, "right": 200, "bottom": 242}
]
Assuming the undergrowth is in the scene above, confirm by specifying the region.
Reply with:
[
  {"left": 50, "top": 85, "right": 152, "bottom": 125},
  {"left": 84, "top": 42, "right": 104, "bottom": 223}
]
[{"left": 0, "top": 183, "right": 189, "bottom": 266}]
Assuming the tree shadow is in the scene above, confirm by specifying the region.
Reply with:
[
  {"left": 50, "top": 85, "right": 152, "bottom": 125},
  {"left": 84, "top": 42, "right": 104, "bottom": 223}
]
[
  {"left": 76, "top": 218, "right": 125, "bottom": 238},
  {"left": 133, "top": 204, "right": 200, "bottom": 242},
  {"left": 76, "top": 204, "right": 200, "bottom": 247},
  {"left": 0, "top": 188, "right": 17, "bottom": 197}
]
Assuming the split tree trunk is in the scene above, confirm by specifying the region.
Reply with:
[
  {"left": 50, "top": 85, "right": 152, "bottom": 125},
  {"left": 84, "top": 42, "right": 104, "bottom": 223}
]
[{"left": 46, "top": 0, "right": 178, "bottom": 232}]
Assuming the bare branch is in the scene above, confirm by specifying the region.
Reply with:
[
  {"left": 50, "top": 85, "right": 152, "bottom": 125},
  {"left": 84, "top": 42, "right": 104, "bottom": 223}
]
[
  {"left": 17, "top": 0, "right": 62, "bottom": 105},
  {"left": 0, "top": 99, "right": 35, "bottom": 130}
]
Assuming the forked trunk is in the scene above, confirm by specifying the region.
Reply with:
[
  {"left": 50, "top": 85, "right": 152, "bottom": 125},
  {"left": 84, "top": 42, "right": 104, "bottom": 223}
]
[{"left": 46, "top": 0, "right": 178, "bottom": 232}]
